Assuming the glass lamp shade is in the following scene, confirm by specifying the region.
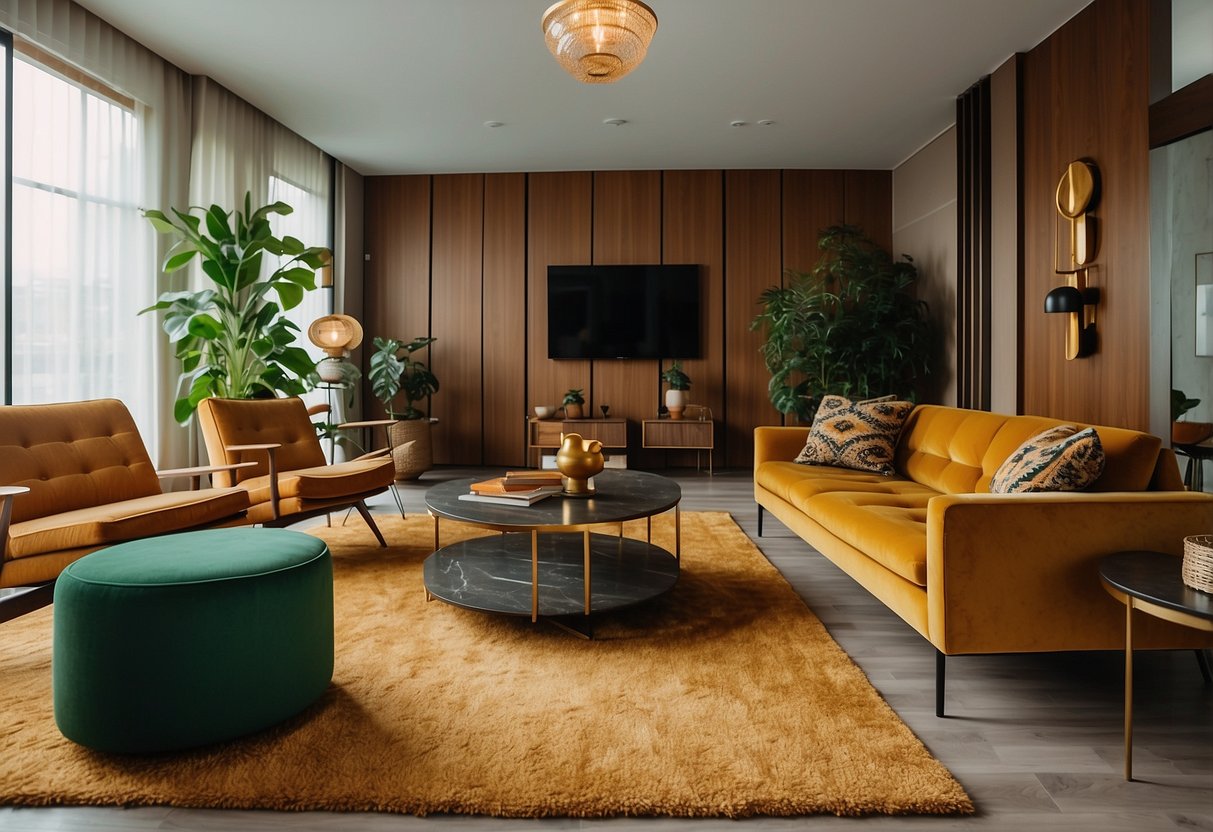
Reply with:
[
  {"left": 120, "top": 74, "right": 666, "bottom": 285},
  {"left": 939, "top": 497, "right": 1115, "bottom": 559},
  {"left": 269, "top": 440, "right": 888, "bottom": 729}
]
[
  {"left": 1043, "top": 285, "right": 1084, "bottom": 314},
  {"left": 542, "top": 0, "right": 658, "bottom": 84},
  {"left": 307, "top": 314, "right": 363, "bottom": 357}
]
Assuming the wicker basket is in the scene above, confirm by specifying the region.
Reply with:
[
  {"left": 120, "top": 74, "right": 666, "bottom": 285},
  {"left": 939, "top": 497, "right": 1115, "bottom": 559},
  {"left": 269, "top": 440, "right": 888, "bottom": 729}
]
[
  {"left": 387, "top": 419, "right": 432, "bottom": 481},
  {"left": 1182, "top": 535, "right": 1213, "bottom": 593}
]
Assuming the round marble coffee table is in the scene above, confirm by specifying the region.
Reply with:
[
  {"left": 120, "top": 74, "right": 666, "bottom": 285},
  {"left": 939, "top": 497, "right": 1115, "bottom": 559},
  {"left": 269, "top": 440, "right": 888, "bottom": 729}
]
[{"left": 423, "top": 470, "right": 681, "bottom": 631}]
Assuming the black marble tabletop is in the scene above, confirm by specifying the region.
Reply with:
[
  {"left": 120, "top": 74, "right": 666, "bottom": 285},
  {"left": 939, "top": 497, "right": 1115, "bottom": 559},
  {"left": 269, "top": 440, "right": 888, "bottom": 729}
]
[
  {"left": 424, "top": 469, "right": 682, "bottom": 530},
  {"left": 1099, "top": 550, "right": 1213, "bottom": 620}
]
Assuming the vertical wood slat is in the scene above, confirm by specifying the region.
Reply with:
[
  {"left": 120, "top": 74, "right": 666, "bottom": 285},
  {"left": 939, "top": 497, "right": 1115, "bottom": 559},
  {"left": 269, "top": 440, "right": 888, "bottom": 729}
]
[
  {"left": 591, "top": 171, "right": 662, "bottom": 468},
  {"left": 362, "top": 176, "right": 431, "bottom": 420},
  {"left": 843, "top": 171, "right": 893, "bottom": 252},
  {"left": 528, "top": 173, "right": 592, "bottom": 450},
  {"left": 782, "top": 170, "right": 845, "bottom": 274},
  {"left": 430, "top": 174, "right": 483, "bottom": 464},
  {"left": 1021, "top": 0, "right": 1150, "bottom": 430},
  {"left": 957, "top": 77, "right": 992, "bottom": 411},
  {"left": 482, "top": 173, "right": 528, "bottom": 467},
  {"left": 724, "top": 170, "right": 783, "bottom": 468},
  {"left": 663, "top": 171, "right": 724, "bottom": 467}
]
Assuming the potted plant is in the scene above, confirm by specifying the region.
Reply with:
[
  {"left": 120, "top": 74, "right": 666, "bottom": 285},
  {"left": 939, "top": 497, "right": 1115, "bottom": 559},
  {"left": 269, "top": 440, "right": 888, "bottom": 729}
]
[
  {"left": 562, "top": 388, "right": 586, "bottom": 419},
  {"left": 751, "top": 224, "right": 934, "bottom": 423},
  {"left": 369, "top": 336, "right": 439, "bottom": 479},
  {"left": 661, "top": 361, "right": 692, "bottom": 420},
  {"left": 140, "top": 194, "right": 329, "bottom": 422},
  {"left": 1172, "top": 389, "right": 1213, "bottom": 446}
]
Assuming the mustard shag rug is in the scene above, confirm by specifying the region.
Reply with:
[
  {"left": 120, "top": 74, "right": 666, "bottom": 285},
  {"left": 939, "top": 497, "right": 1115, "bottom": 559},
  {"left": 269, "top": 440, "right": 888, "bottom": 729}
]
[{"left": 0, "top": 512, "right": 972, "bottom": 817}]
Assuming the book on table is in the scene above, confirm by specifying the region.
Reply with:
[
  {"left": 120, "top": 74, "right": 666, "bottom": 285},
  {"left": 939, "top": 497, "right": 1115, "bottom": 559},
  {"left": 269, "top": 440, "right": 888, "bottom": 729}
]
[
  {"left": 458, "top": 489, "right": 561, "bottom": 507},
  {"left": 469, "top": 476, "right": 560, "bottom": 495},
  {"left": 502, "top": 470, "right": 565, "bottom": 486}
]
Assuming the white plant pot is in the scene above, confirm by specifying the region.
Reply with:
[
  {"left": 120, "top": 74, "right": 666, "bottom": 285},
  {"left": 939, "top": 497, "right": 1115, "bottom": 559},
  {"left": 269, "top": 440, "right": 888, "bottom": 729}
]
[
  {"left": 665, "top": 389, "right": 688, "bottom": 419},
  {"left": 317, "top": 357, "right": 348, "bottom": 383}
]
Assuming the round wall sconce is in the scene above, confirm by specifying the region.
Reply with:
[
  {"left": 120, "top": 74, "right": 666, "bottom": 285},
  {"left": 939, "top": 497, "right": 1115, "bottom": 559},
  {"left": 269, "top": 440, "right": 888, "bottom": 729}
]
[{"left": 1044, "top": 280, "right": 1099, "bottom": 360}]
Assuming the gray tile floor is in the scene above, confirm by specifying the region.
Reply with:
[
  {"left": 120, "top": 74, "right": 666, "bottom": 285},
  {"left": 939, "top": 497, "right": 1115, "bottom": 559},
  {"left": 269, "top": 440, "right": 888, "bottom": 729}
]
[{"left": 2, "top": 467, "right": 1210, "bottom": 830}]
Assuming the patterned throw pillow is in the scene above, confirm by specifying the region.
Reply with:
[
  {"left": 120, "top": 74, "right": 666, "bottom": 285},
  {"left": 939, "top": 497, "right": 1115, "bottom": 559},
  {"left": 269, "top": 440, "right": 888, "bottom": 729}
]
[
  {"left": 794, "top": 395, "right": 915, "bottom": 475},
  {"left": 989, "top": 425, "right": 1105, "bottom": 493}
]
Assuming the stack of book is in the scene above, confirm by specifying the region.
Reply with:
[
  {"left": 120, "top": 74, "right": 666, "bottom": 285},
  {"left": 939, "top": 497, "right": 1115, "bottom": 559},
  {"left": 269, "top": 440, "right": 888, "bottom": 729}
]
[{"left": 458, "top": 471, "right": 565, "bottom": 506}]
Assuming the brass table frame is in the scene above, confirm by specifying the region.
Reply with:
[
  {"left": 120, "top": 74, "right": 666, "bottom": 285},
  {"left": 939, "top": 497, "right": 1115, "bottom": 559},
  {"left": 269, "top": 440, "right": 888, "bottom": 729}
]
[
  {"left": 1100, "top": 580, "right": 1213, "bottom": 781},
  {"left": 427, "top": 504, "right": 681, "bottom": 623}
]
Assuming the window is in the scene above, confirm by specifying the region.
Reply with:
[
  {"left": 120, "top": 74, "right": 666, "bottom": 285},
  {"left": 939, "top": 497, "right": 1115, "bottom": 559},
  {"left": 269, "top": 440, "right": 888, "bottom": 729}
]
[{"left": 9, "top": 49, "right": 158, "bottom": 444}]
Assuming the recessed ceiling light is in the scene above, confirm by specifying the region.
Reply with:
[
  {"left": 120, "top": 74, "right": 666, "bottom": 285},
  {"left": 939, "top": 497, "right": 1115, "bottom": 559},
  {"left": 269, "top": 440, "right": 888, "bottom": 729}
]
[
  {"left": 603, "top": 117, "right": 628, "bottom": 127},
  {"left": 757, "top": 119, "right": 776, "bottom": 126},
  {"left": 484, "top": 121, "right": 504, "bottom": 128},
  {"left": 730, "top": 120, "right": 747, "bottom": 128}
]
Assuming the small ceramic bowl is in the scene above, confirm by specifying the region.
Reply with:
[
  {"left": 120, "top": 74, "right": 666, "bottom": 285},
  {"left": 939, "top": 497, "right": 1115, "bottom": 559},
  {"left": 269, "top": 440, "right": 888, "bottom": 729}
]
[{"left": 534, "top": 406, "right": 556, "bottom": 419}]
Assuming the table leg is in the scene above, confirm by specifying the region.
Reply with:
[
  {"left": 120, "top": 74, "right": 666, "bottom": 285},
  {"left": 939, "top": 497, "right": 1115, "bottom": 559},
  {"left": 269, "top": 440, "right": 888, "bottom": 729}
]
[
  {"left": 584, "top": 530, "right": 591, "bottom": 616},
  {"left": 675, "top": 503, "right": 681, "bottom": 561},
  {"left": 646, "top": 516, "right": 651, "bottom": 543},
  {"left": 1124, "top": 599, "right": 1134, "bottom": 781},
  {"left": 431, "top": 512, "right": 439, "bottom": 552},
  {"left": 531, "top": 529, "right": 539, "bottom": 623}
]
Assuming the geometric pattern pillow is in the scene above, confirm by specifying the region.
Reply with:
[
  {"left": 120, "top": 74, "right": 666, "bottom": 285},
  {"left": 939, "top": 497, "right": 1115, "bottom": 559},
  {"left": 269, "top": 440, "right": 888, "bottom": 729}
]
[
  {"left": 989, "top": 425, "right": 1105, "bottom": 493},
  {"left": 794, "top": 394, "right": 915, "bottom": 475}
]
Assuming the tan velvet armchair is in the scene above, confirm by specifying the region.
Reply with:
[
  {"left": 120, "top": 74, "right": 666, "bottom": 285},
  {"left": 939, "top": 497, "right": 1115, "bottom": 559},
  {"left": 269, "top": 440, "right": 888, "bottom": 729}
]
[{"left": 196, "top": 396, "right": 395, "bottom": 545}]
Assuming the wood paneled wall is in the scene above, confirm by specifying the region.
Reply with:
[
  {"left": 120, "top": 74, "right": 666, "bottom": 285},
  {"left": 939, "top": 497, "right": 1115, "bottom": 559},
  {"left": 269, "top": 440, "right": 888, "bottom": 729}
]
[
  {"left": 1020, "top": 0, "right": 1151, "bottom": 430},
  {"left": 363, "top": 168, "right": 890, "bottom": 468}
]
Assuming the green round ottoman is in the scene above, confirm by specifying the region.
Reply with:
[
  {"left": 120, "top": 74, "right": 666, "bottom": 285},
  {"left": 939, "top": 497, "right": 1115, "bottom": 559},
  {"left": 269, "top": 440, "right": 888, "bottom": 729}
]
[{"left": 53, "top": 528, "right": 333, "bottom": 754}]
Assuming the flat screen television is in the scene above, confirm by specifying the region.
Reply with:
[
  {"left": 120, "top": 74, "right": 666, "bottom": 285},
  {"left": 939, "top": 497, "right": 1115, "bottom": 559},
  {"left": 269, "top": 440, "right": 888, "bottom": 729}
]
[{"left": 547, "top": 264, "right": 701, "bottom": 360}]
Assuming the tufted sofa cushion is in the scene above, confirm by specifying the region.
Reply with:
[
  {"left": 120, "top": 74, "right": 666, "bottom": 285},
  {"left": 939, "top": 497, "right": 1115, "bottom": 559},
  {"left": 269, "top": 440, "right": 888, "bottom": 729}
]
[{"left": 0, "top": 400, "right": 161, "bottom": 524}]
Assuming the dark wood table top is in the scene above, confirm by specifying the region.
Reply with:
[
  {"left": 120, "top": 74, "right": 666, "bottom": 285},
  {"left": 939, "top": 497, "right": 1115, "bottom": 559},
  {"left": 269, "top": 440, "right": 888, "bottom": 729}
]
[
  {"left": 1099, "top": 550, "right": 1213, "bottom": 621},
  {"left": 424, "top": 469, "right": 681, "bottom": 531}
]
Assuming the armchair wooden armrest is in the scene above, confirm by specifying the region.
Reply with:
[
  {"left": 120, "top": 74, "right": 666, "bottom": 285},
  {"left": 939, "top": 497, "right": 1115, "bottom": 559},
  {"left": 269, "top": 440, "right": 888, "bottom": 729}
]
[
  {"left": 156, "top": 461, "right": 259, "bottom": 491},
  {"left": 0, "top": 485, "right": 31, "bottom": 560},
  {"left": 336, "top": 419, "right": 397, "bottom": 430},
  {"left": 225, "top": 443, "right": 284, "bottom": 520}
]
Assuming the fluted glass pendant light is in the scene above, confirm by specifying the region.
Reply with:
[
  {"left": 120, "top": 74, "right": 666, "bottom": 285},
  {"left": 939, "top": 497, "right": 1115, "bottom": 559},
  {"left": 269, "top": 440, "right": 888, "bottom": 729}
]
[{"left": 541, "top": 0, "right": 658, "bottom": 84}]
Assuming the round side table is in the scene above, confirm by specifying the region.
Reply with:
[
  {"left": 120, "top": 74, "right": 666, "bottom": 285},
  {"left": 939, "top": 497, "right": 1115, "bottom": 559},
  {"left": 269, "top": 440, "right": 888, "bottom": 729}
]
[{"left": 1099, "top": 550, "right": 1213, "bottom": 780}]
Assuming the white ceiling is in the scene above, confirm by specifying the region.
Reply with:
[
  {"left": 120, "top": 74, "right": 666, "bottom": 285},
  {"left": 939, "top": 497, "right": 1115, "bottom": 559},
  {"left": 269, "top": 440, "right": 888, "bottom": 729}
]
[{"left": 75, "top": 0, "right": 1092, "bottom": 176}]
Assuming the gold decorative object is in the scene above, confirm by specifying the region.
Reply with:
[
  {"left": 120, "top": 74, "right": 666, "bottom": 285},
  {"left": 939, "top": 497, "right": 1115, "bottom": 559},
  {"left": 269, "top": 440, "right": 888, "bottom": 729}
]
[
  {"left": 541, "top": 0, "right": 658, "bottom": 84},
  {"left": 555, "top": 432, "right": 605, "bottom": 497},
  {"left": 307, "top": 314, "right": 363, "bottom": 358},
  {"left": 1044, "top": 160, "right": 1100, "bottom": 360}
]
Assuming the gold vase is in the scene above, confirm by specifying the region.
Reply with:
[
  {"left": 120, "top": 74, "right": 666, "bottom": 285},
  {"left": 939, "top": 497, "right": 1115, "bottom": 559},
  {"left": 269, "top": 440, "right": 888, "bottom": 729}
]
[{"left": 555, "top": 433, "right": 605, "bottom": 497}]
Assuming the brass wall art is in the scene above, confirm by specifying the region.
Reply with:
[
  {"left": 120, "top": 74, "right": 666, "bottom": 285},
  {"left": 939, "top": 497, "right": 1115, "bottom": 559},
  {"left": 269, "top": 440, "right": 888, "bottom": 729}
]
[{"left": 1045, "top": 160, "right": 1101, "bottom": 360}]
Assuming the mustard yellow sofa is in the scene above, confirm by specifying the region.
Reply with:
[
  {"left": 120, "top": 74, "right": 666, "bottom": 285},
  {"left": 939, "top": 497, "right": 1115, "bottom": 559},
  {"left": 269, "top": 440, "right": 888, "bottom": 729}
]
[
  {"left": 0, "top": 399, "right": 250, "bottom": 591},
  {"left": 754, "top": 404, "right": 1213, "bottom": 715}
]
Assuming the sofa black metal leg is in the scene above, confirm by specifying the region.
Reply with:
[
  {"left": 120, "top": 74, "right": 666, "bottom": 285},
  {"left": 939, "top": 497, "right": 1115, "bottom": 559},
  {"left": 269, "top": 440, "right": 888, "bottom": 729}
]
[
  {"left": 356, "top": 501, "right": 388, "bottom": 548},
  {"left": 936, "top": 650, "right": 946, "bottom": 717},
  {"left": 757, "top": 505, "right": 764, "bottom": 537},
  {"left": 1196, "top": 649, "right": 1212, "bottom": 684}
]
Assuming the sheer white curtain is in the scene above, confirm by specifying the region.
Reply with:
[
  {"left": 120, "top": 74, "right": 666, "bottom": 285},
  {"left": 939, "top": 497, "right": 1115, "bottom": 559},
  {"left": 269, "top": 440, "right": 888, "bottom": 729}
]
[{"left": 0, "top": 2, "right": 193, "bottom": 464}]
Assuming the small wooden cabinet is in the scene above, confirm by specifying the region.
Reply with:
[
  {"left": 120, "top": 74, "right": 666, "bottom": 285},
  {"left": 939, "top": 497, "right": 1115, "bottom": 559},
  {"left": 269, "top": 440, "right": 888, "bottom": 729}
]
[
  {"left": 642, "top": 419, "right": 714, "bottom": 474},
  {"left": 528, "top": 418, "right": 628, "bottom": 467}
]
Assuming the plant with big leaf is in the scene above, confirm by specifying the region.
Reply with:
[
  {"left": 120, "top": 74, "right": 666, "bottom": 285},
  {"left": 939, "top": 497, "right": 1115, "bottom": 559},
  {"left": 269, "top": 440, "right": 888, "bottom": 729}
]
[
  {"left": 140, "top": 194, "right": 331, "bottom": 423},
  {"left": 751, "top": 224, "right": 934, "bottom": 423},
  {"left": 368, "top": 336, "right": 439, "bottom": 420}
]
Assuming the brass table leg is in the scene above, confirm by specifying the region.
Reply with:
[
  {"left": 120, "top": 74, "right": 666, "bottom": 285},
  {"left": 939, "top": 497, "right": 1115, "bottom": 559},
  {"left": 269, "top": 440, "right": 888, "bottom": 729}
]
[
  {"left": 531, "top": 529, "right": 539, "bottom": 623},
  {"left": 431, "top": 512, "right": 439, "bottom": 552},
  {"left": 646, "top": 516, "right": 651, "bottom": 543},
  {"left": 1124, "top": 599, "right": 1134, "bottom": 781},
  {"left": 675, "top": 503, "right": 681, "bottom": 561},
  {"left": 583, "top": 530, "right": 592, "bottom": 616}
]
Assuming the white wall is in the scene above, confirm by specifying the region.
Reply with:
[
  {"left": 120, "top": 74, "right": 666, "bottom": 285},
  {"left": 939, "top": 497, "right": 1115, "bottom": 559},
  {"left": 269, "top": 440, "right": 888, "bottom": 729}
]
[{"left": 893, "top": 127, "right": 958, "bottom": 407}]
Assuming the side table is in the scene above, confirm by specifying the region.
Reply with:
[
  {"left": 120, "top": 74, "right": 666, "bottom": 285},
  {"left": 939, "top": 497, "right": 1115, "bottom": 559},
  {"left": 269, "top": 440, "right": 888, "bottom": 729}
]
[{"left": 1098, "top": 550, "right": 1213, "bottom": 780}]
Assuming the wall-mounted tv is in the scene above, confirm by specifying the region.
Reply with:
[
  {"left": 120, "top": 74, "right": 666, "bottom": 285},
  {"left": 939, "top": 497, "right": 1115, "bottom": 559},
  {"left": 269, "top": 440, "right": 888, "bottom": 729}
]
[{"left": 547, "top": 264, "right": 701, "bottom": 360}]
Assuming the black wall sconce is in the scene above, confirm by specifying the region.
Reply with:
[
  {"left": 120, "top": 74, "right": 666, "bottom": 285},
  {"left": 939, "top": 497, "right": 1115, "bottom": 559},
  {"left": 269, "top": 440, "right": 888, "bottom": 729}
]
[{"left": 1047, "top": 159, "right": 1101, "bottom": 360}]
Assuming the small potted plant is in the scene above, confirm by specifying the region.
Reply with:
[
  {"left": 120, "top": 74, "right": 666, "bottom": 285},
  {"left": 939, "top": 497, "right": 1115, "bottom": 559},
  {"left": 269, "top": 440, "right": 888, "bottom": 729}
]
[
  {"left": 562, "top": 388, "right": 586, "bottom": 419},
  {"left": 661, "top": 361, "right": 692, "bottom": 420},
  {"left": 1172, "top": 389, "right": 1213, "bottom": 446},
  {"left": 369, "top": 336, "right": 439, "bottom": 479}
]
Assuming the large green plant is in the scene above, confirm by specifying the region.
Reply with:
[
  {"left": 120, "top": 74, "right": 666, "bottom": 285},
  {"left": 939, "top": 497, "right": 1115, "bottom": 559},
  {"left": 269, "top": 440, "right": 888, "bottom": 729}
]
[
  {"left": 141, "top": 194, "right": 329, "bottom": 422},
  {"left": 751, "top": 224, "right": 933, "bottom": 422},
  {"left": 368, "top": 336, "right": 439, "bottom": 419}
]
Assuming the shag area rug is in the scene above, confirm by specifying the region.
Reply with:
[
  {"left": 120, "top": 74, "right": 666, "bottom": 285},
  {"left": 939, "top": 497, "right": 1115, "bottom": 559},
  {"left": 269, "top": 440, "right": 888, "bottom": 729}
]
[{"left": 0, "top": 511, "right": 972, "bottom": 817}]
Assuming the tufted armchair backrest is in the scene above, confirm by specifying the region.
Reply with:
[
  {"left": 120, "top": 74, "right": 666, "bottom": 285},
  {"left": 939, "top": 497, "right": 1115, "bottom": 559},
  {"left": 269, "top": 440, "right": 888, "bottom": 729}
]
[
  {"left": 197, "top": 397, "right": 327, "bottom": 487},
  {"left": 0, "top": 399, "right": 161, "bottom": 523}
]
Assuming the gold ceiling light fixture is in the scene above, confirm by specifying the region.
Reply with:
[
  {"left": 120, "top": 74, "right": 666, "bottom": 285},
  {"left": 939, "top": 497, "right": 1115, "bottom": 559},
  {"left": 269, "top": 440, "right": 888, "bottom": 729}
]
[{"left": 541, "top": 0, "right": 658, "bottom": 84}]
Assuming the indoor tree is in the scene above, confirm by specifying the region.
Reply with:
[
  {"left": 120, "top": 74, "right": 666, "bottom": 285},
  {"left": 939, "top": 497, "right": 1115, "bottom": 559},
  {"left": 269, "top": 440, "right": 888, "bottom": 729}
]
[
  {"left": 141, "top": 194, "right": 330, "bottom": 422},
  {"left": 751, "top": 224, "right": 934, "bottom": 422}
]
